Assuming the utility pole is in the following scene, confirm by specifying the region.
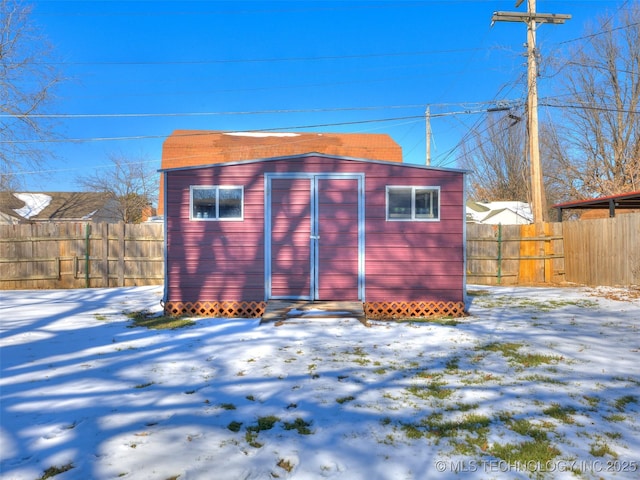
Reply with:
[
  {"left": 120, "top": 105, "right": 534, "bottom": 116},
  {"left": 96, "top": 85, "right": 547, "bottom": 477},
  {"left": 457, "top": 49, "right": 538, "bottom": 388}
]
[
  {"left": 492, "top": 0, "right": 570, "bottom": 224},
  {"left": 426, "top": 106, "right": 431, "bottom": 166}
]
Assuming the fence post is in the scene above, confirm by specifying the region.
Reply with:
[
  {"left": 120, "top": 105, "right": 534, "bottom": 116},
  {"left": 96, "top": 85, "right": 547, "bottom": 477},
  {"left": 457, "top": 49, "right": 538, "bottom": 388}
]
[
  {"left": 118, "top": 222, "right": 125, "bottom": 287},
  {"left": 85, "top": 223, "right": 91, "bottom": 288},
  {"left": 497, "top": 223, "right": 502, "bottom": 284},
  {"left": 101, "top": 222, "right": 109, "bottom": 287},
  {"left": 544, "top": 222, "right": 552, "bottom": 284}
]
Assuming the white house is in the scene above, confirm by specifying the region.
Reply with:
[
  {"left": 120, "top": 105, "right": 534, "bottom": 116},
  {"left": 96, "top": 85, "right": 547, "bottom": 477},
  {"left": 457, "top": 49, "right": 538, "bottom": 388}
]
[{"left": 466, "top": 200, "right": 533, "bottom": 225}]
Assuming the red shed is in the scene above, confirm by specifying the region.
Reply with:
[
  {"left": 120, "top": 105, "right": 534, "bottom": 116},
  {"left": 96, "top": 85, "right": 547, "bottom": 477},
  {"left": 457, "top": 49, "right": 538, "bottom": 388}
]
[{"left": 160, "top": 130, "right": 467, "bottom": 319}]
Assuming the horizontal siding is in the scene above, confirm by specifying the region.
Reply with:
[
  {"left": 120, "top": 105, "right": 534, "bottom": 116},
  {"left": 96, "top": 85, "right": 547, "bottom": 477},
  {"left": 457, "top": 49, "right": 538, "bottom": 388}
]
[
  {"left": 365, "top": 287, "right": 464, "bottom": 303},
  {"left": 165, "top": 165, "right": 266, "bottom": 302},
  {"left": 362, "top": 161, "right": 464, "bottom": 303},
  {"left": 365, "top": 259, "right": 464, "bottom": 276}
]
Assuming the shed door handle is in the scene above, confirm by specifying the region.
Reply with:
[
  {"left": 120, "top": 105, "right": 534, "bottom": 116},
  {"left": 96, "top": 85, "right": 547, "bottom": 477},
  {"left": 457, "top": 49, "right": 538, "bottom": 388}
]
[{"left": 310, "top": 235, "right": 320, "bottom": 240}]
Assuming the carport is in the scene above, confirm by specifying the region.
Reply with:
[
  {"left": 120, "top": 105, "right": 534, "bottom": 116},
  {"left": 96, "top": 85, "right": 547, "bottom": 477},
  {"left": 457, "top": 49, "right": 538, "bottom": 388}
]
[{"left": 553, "top": 190, "right": 640, "bottom": 221}]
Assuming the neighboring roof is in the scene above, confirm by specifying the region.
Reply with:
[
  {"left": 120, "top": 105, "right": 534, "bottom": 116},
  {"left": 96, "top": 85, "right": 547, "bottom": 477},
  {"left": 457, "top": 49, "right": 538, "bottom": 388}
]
[
  {"left": 161, "top": 130, "right": 404, "bottom": 170},
  {"left": 553, "top": 190, "right": 640, "bottom": 217},
  {"left": 0, "top": 191, "right": 119, "bottom": 222},
  {"left": 465, "top": 201, "right": 490, "bottom": 214},
  {"left": 466, "top": 200, "right": 533, "bottom": 225}
]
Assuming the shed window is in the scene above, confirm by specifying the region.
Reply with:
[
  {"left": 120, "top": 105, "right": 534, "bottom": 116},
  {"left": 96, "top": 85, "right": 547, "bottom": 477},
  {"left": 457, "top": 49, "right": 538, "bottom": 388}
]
[
  {"left": 190, "top": 186, "right": 243, "bottom": 220},
  {"left": 386, "top": 186, "right": 439, "bottom": 221}
]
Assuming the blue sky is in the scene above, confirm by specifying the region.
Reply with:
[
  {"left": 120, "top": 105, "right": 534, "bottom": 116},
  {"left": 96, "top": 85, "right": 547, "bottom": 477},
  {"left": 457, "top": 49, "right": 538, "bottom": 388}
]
[{"left": 22, "top": 0, "right": 623, "bottom": 193}]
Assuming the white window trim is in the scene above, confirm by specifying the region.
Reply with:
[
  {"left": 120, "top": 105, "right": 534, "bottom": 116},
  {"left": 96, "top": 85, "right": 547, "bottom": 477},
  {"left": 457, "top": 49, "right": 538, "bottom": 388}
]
[
  {"left": 190, "top": 185, "right": 244, "bottom": 221},
  {"left": 386, "top": 185, "right": 440, "bottom": 222}
]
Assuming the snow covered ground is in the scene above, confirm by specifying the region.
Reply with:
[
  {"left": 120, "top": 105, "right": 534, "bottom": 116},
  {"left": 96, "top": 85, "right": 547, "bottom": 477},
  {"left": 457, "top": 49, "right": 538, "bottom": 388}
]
[{"left": 1, "top": 285, "right": 639, "bottom": 480}]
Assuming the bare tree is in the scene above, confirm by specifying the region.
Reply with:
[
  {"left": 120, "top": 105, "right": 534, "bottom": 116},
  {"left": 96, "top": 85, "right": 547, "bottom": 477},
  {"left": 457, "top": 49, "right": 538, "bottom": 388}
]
[
  {"left": 553, "top": 4, "right": 640, "bottom": 197},
  {"left": 76, "top": 152, "right": 158, "bottom": 223},
  {"left": 459, "top": 109, "right": 531, "bottom": 202},
  {"left": 0, "top": 0, "right": 64, "bottom": 191}
]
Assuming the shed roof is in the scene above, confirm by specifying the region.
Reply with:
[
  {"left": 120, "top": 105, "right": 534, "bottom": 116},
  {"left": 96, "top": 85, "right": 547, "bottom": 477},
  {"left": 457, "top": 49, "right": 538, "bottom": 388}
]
[{"left": 161, "top": 130, "right": 404, "bottom": 170}]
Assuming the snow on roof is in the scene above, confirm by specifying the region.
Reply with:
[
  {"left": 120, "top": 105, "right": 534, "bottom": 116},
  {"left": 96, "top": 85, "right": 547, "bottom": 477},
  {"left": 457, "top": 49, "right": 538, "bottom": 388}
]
[
  {"left": 12, "top": 193, "right": 52, "bottom": 219},
  {"left": 82, "top": 209, "right": 99, "bottom": 220},
  {"left": 224, "top": 132, "right": 301, "bottom": 138}
]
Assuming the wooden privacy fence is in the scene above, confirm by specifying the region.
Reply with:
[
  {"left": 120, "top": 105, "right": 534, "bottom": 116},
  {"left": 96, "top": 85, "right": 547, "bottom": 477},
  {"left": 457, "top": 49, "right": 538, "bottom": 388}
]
[
  {"left": 466, "top": 222, "right": 565, "bottom": 286},
  {"left": 563, "top": 214, "right": 640, "bottom": 286},
  {"left": 1, "top": 216, "right": 637, "bottom": 290},
  {"left": 0, "top": 222, "right": 163, "bottom": 289}
]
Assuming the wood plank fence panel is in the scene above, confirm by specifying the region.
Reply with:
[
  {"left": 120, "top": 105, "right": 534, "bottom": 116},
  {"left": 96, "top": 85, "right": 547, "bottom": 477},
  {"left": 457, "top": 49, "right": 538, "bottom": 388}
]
[
  {"left": 563, "top": 214, "right": 640, "bottom": 286},
  {"left": 0, "top": 222, "right": 163, "bottom": 290},
  {"left": 467, "top": 222, "right": 564, "bottom": 286}
]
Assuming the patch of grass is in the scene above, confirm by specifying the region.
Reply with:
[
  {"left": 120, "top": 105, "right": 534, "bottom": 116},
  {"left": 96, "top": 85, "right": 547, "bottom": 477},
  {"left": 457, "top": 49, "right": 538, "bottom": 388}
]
[
  {"left": 227, "top": 421, "right": 243, "bottom": 432},
  {"left": 590, "top": 440, "right": 617, "bottom": 458},
  {"left": 94, "top": 313, "right": 108, "bottom": 321},
  {"left": 248, "top": 415, "right": 280, "bottom": 432},
  {"left": 245, "top": 430, "right": 262, "bottom": 448},
  {"left": 219, "top": 403, "right": 236, "bottom": 410},
  {"left": 242, "top": 415, "right": 281, "bottom": 448},
  {"left": 460, "top": 371, "right": 499, "bottom": 385},
  {"left": 614, "top": 394, "right": 638, "bottom": 411},
  {"left": 344, "top": 346, "right": 370, "bottom": 366},
  {"left": 445, "top": 357, "right": 460, "bottom": 372},
  {"left": 406, "top": 378, "right": 452, "bottom": 400},
  {"left": 398, "top": 317, "right": 461, "bottom": 326},
  {"left": 401, "top": 412, "right": 491, "bottom": 447},
  {"left": 282, "top": 417, "right": 314, "bottom": 435},
  {"left": 277, "top": 458, "right": 294, "bottom": 473},
  {"left": 603, "top": 413, "right": 626, "bottom": 422},
  {"left": 476, "top": 342, "right": 562, "bottom": 368},
  {"left": 414, "top": 369, "right": 433, "bottom": 379},
  {"left": 446, "top": 402, "right": 479, "bottom": 412},
  {"left": 373, "top": 367, "right": 387, "bottom": 375},
  {"left": 336, "top": 395, "right": 356, "bottom": 404},
  {"left": 426, "top": 413, "right": 491, "bottom": 437},
  {"left": 474, "top": 295, "right": 598, "bottom": 311},
  {"left": 515, "top": 352, "right": 563, "bottom": 368},
  {"left": 490, "top": 440, "right": 561, "bottom": 470},
  {"left": 543, "top": 403, "right": 576, "bottom": 424},
  {"left": 307, "top": 363, "right": 320, "bottom": 379},
  {"left": 522, "top": 374, "right": 567, "bottom": 385},
  {"left": 478, "top": 341, "right": 522, "bottom": 356},
  {"left": 126, "top": 310, "right": 195, "bottom": 330},
  {"left": 467, "top": 289, "right": 491, "bottom": 297},
  {"left": 38, "top": 464, "right": 74, "bottom": 480},
  {"left": 401, "top": 423, "right": 424, "bottom": 439},
  {"left": 509, "top": 419, "right": 550, "bottom": 443},
  {"left": 134, "top": 382, "right": 154, "bottom": 389}
]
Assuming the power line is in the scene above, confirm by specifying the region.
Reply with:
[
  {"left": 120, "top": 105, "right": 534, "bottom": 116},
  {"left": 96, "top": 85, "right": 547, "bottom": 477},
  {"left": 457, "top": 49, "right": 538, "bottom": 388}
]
[
  {"left": 0, "top": 101, "right": 508, "bottom": 119},
  {"left": 0, "top": 115, "right": 424, "bottom": 144},
  {"left": 0, "top": 104, "right": 426, "bottom": 119},
  {"left": 28, "top": 48, "right": 487, "bottom": 67}
]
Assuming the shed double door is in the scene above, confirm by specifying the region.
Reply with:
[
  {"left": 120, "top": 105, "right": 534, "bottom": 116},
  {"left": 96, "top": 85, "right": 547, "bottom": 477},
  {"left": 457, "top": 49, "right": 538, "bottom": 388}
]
[{"left": 267, "top": 174, "right": 364, "bottom": 301}]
